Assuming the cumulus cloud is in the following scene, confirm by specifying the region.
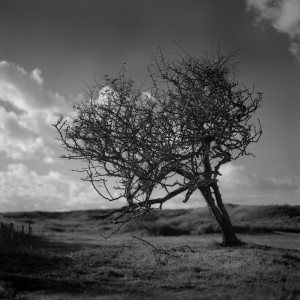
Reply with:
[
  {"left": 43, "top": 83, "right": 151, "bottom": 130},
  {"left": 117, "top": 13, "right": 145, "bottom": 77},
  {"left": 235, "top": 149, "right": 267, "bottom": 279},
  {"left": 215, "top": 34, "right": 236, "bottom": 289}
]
[
  {"left": 0, "top": 60, "right": 298, "bottom": 211},
  {"left": 0, "top": 164, "right": 118, "bottom": 212},
  {"left": 0, "top": 105, "right": 58, "bottom": 163},
  {"left": 0, "top": 107, "right": 56, "bottom": 161},
  {"left": 0, "top": 61, "right": 70, "bottom": 120},
  {"left": 30, "top": 68, "right": 44, "bottom": 85},
  {"left": 0, "top": 162, "right": 298, "bottom": 212},
  {"left": 218, "top": 163, "right": 299, "bottom": 205},
  {"left": 246, "top": 0, "right": 300, "bottom": 61},
  {"left": 0, "top": 61, "right": 77, "bottom": 162},
  {"left": 92, "top": 85, "right": 119, "bottom": 106},
  {"left": 161, "top": 163, "right": 299, "bottom": 209},
  {"left": 0, "top": 61, "right": 103, "bottom": 212}
]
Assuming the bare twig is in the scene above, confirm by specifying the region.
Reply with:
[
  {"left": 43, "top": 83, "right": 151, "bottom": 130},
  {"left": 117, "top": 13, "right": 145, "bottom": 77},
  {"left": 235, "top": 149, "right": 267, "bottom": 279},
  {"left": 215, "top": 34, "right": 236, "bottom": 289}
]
[{"left": 132, "top": 235, "right": 170, "bottom": 257}]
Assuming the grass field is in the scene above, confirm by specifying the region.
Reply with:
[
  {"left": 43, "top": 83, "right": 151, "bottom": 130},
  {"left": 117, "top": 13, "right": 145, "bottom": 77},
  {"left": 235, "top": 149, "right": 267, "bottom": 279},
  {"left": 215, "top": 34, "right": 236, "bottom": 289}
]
[{"left": 0, "top": 205, "right": 299, "bottom": 299}]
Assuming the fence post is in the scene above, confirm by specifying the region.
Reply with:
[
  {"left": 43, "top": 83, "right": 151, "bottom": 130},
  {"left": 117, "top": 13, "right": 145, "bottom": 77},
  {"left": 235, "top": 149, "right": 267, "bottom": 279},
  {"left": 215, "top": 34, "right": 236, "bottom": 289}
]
[
  {"left": 0, "top": 223, "right": 5, "bottom": 241},
  {"left": 10, "top": 223, "right": 14, "bottom": 241},
  {"left": 28, "top": 223, "right": 32, "bottom": 238},
  {"left": 21, "top": 225, "right": 25, "bottom": 239}
]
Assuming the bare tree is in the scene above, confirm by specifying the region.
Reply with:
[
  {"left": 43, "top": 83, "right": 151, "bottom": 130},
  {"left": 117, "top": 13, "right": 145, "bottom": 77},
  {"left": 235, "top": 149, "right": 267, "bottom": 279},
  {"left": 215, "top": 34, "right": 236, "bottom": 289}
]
[{"left": 54, "top": 48, "right": 262, "bottom": 246}]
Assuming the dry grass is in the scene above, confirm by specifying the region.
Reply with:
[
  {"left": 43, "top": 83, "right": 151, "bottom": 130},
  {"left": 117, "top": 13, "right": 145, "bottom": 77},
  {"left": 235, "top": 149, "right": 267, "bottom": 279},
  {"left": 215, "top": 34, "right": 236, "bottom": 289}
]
[
  {"left": 0, "top": 205, "right": 299, "bottom": 299},
  {"left": 0, "top": 234, "right": 300, "bottom": 300}
]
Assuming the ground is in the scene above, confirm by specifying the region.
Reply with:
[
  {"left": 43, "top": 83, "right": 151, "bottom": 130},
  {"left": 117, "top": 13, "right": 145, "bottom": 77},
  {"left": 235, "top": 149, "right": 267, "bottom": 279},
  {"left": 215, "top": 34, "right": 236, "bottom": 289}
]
[{"left": 0, "top": 206, "right": 299, "bottom": 299}]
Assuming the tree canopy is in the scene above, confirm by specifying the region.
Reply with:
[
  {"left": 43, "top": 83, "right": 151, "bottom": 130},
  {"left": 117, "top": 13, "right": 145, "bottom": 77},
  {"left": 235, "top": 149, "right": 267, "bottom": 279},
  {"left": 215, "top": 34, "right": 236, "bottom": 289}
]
[{"left": 54, "top": 48, "right": 262, "bottom": 245}]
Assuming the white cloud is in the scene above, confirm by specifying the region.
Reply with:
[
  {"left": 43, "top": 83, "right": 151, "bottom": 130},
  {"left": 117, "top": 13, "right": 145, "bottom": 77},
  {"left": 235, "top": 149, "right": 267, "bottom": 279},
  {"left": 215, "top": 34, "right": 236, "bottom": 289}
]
[
  {"left": 30, "top": 68, "right": 44, "bottom": 85},
  {"left": 0, "top": 61, "right": 104, "bottom": 212},
  {"left": 141, "top": 91, "right": 154, "bottom": 101},
  {"left": 161, "top": 163, "right": 299, "bottom": 209},
  {"left": 290, "top": 41, "right": 300, "bottom": 58},
  {"left": 142, "top": 160, "right": 299, "bottom": 210},
  {"left": 218, "top": 163, "right": 299, "bottom": 205},
  {"left": 0, "top": 107, "right": 56, "bottom": 161},
  {"left": 219, "top": 163, "right": 298, "bottom": 191},
  {"left": 0, "top": 60, "right": 298, "bottom": 211},
  {"left": 0, "top": 61, "right": 70, "bottom": 119},
  {"left": 0, "top": 164, "right": 115, "bottom": 212},
  {"left": 0, "top": 61, "right": 78, "bottom": 162},
  {"left": 92, "top": 85, "right": 119, "bottom": 106},
  {"left": 0, "top": 161, "right": 298, "bottom": 212},
  {"left": 246, "top": 0, "right": 300, "bottom": 61},
  {"left": 43, "top": 156, "right": 56, "bottom": 164}
]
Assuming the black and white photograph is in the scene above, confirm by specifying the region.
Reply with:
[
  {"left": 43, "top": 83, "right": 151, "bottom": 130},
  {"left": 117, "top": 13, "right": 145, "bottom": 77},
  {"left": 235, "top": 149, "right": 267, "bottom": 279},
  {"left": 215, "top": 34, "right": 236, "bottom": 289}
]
[{"left": 0, "top": 0, "right": 299, "bottom": 299}]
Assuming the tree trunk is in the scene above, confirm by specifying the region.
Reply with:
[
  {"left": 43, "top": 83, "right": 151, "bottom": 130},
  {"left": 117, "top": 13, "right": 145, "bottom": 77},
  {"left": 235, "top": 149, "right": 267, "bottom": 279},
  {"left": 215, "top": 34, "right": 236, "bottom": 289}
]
[
  {"left": 199, "top": 142, "right": 242, "bottom": 246},
  {"left": 199, "top": 185, "right": 243, "bottom": 246}
]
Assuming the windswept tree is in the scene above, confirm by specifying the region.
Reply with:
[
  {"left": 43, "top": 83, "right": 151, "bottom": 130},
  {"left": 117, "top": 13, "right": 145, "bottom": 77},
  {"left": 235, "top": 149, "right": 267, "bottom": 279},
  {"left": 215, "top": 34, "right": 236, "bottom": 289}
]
[{"left": 54, "top": 48, "right": 262, "bottom": 246}]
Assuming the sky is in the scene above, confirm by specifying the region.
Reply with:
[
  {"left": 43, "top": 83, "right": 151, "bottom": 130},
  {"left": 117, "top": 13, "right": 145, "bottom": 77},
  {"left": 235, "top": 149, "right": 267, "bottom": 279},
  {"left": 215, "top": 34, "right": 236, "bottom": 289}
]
[{"left": 0, "top": 0, "right": 299, "bottom": 212}]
